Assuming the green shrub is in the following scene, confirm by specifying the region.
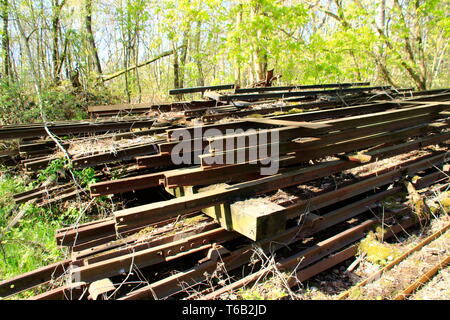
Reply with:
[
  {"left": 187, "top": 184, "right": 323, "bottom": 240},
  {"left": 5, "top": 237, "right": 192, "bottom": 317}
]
[{"left": 0, "top": 80, "right": 118, "bottom": 125}]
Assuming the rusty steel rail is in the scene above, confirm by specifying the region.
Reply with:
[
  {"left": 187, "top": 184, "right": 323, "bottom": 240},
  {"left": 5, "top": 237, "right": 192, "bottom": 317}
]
[
  {"left": 68, "top": 165, "right": 445, "bottom": 299},
  {"left": 2, "top": 147, "right": 445, "bottom": 299},
  {"left": 199, "top": 207, "right": 421, "bottom": 300},
  {"left": 217, "top": 86, "right": 392, "bottom": 102},
  {"left": 0, "top": 259, "right": 72, "bottom": 298},
  {"left": 338, "top": 222, "right": 450, "bottom": 300},
  {"left": 0, "top": 118, "right": 156, "bottom": 140},
  {"left": 118, "top": 201, "right": 426, "bottom": 300},
  {"left": 169, "top": 84, "right": 235, "bottom": 95},
  {"left": 233, "top": 82, "right": 371, "bottom": 93},
  {"left": 114, "top": 135, "right": 450, "bottom": 235},
  {"left": 64, "top": 133, "right": 450, "bottom": 251},
  {"left": 393, "top": 254, "right": 450, "bottom": 300}
]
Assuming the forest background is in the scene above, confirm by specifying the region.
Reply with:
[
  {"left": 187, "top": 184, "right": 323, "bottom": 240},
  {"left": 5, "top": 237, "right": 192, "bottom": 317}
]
[{"left": 0, "top": 0, "right": 448, "bottom": 124}]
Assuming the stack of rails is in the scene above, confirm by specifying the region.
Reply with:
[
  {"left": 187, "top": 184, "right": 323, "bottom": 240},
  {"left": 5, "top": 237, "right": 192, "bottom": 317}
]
[
  {"left": 200, "top": 88, "right": 450, "bottom": 123},
  {"left": 20, "top": 136, "right": 163, "bottom": 172},
  {"left": 89, "top": 84, "right": 237, "bottom": 118},
  {"left": 87, "top": 82, "right": 404, "bottom": 120},
  {"left": 0, "top": 87, "right": 449, "bottom": 300},
  {"left": 88, "top": 100, "right": 227, "bottom": 119},
  {"left": 0, "top": 118, "right": 160, "bottom": 170},
  {"left": 5, "top": 123, "right": 171, "bottom": 172},
  {"left": 1, "top": 147, "right": 448, "bottom": 300},
  {"left": 0, "top": 118, "right": 156, "bottom": 140},
  {"left": 1, "top": 120, "right": 168, "bottom": 208}
]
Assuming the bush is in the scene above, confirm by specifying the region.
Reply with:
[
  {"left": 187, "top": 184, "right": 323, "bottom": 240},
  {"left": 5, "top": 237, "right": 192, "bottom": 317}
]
[
  {"left": 0, "top": 79, "right": 118, "bottom": 125},
  {"left": 0, "top": 80, "right": 32, "bottom": 125}
]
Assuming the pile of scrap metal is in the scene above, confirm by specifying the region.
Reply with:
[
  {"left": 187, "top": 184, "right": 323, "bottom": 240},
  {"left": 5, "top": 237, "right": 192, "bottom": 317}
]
[{"left": 0, "top": 83, "right": 449, "bottom": 300}]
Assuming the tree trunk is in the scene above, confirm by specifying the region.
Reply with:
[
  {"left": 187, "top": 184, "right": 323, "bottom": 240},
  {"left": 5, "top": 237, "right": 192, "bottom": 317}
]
[
  {"left": 51, "top": 0, "right": 65, "bottom": 83},
  {"left": 173, "top": 42, "right": 180, "bottom": 89},
  {"left": 179, "top": 29, "right": 189, "bottom": 89},
  {"left": 85, "top": 0, "right": 102, "bottom": 75},
  {"left": 101, "top": 48, "right": 179, "bottom": 81},
  {"left": 234, "top": 4, "right": 242, "bottom": 87},
  {"left": 1, "top": 0, "right": 11, "bottom": 80},
  {"left": 194, "top": 20, "right": 204, "bottom": 87},
  {"left": 251, "top": 2, "right": 267, "bottom": 83}
]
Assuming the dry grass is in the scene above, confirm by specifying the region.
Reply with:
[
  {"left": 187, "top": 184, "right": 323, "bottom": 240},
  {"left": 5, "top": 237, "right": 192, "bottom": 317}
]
[
  {"left": 67, "top": 135, "right": 158, "bottom": 157},
  {"left": 353, "top": 226, "right": 449, "bottom": 300},
  {"left": 410, "top": 266, "right": 450, "bottom": 300}
]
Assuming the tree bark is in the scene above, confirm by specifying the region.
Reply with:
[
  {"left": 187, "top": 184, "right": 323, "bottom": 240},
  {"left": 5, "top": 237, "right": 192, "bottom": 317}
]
[
  {"left": 194, "top": 20, "right": 204, "bottom": 87},
  {"left": 85, "top": 0, "right": 102, "bottom": 75},
  {"left": 102, "top": 48, "right": 180, "bottom": 82},
  {"left": 179, "top": 29, "right": 190, "bottom": 89},
  {"left": 51, "top": 0, "right": 65, "bottom": 83},
  {"left": 234, "top": 3, "right": 242, "bottom": 87},
  {"left": 173, "top": 42, "right": 180, "bottom": 89},
  {"left": 251, "top": 2, "right": 268, "bottom": 82},
  {"left": 1, "top": 0, "right": 11, "bottom": 80}
]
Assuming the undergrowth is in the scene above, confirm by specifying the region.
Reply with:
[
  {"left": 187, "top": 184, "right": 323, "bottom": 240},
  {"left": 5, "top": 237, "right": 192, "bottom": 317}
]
[
  {"left": 0, "top": 160, "right": 104, "bottom": 287},
  {"left": 0, "top": 79, "right": 118, "bottom": 125},
  {"left": 36, "top": 158, "right": 97, "bottom": 187}
]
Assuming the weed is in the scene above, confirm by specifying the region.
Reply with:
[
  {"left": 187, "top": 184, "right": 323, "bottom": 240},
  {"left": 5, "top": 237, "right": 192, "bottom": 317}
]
[
  {"left": 237, "top": 274, "right": 289, "bottom": 300},
  {"left": 37, "top": 158, "right": 97, "bottom": 187}
]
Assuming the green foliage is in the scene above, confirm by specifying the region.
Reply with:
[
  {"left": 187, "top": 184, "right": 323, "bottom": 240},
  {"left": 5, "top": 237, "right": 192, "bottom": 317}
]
[
  {"left": 37, "top": 158, "right": 68, "bottom": 184},
  {"left": 0, "top": 79, "right": 32, "bottom": 125},
  {"left": 74, "top": 167, "right": 97, "bottom": 187},
  {"left": 0, "top": 166, "right": 98, "bottom": 283},
  {"left": 37, "top": 158, "right": 97, "bottom": 187},
  {"left": 0, "top": 172, "right": 60, "bottom": 281},
  {"left": 0, "top": 77, "right": 116, "bottom": 125},
  {"left": 0, "top": 172, "right": 31, "bottom": 227}
]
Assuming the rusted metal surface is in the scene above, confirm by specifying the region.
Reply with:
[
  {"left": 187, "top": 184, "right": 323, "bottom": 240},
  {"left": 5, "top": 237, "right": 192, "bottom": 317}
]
[
  {"left": 217, "top": 86, "right": 392, "bottom": 102},
  {"left": 0, "top": 259, "right": 71, "bottom": 298},
  {"left": 1, "top": 87, "right": 449, "bottom": 300},
  {"left": 0, "top": 118, "right": 155, "bottom": 140}
]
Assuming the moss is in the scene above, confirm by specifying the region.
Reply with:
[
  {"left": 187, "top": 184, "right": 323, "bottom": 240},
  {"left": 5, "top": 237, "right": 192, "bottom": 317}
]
[
  {"left": 272, "top": 111, "right": 287, "bottom": 116},
  {"left": 248, "top": 113, "right": 265, "bottom": 118},
  {"left": 358, "top": 232, "right": 401, "bottom": 266},
  {"left": 182, "top": 215, "right": 207, "bottom": 226},
  {"left": 135, "top": 225, "right": 156, "bottom": 238},
  {"left": 237, "top": 273, "right": 289, "bottom": 300},
  {"left": 351, "top": 152, "right": 371, "bottom": 163},
  {"left": 348, "top": 287, "right": 363, "bottom": 299},
  {"left": 173, "top": 214, "right": 208, "bottom": 230},
  {"left": 438, "top": 192, "right": 450, "bottom": 213},
  {"left": 285, "top": 108, "right": 303, "bottom": 114},
  {"left": 271, "top": 108, "right": 304, "bottom": 117}
]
